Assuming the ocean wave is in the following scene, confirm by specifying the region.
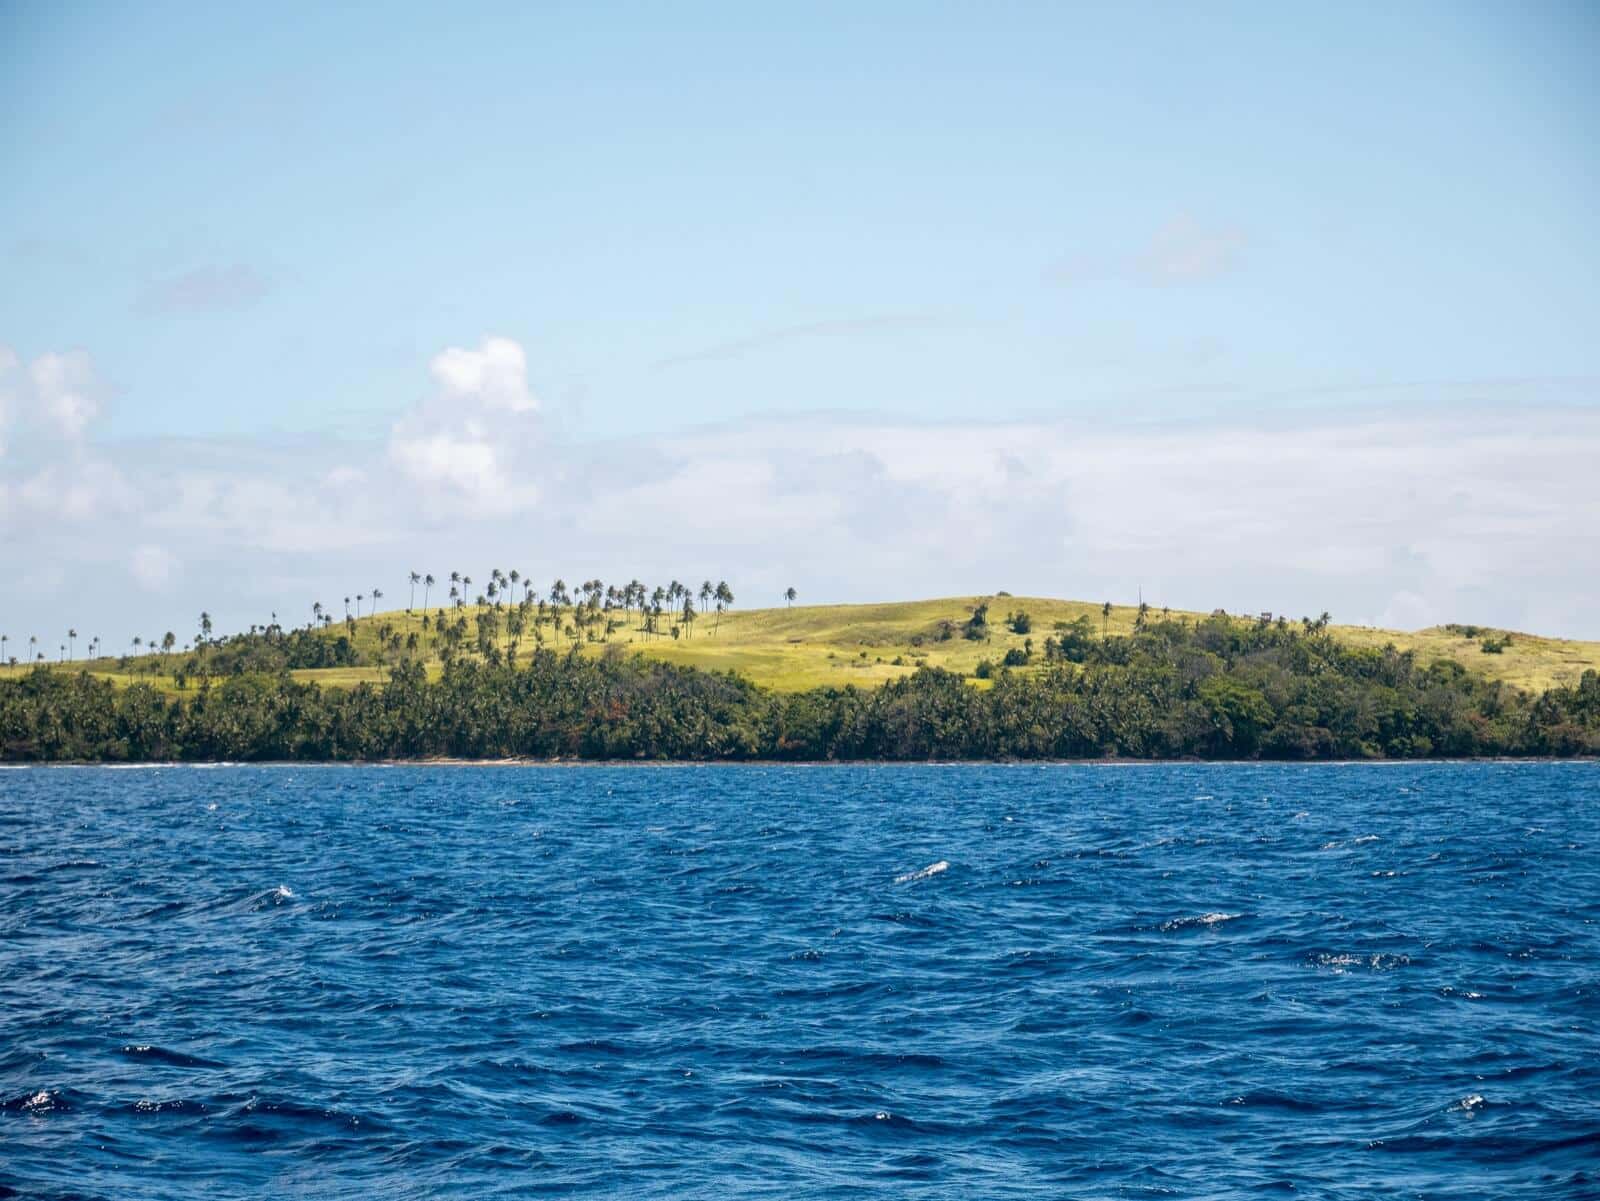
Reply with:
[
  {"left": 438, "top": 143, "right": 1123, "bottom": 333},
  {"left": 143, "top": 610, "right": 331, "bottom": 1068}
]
[
  {"left": 1307, "top": 951, "right": 1412, "bottom": 973},
  {"left": 1161, "top": 912, "right": 1241, "bottom": 932},
  {"left": 894, "top": 860, "right": 949, "bottom": 884},
  {"left": 117, "top": 1045, "right": 223, "bottom": 1070}
]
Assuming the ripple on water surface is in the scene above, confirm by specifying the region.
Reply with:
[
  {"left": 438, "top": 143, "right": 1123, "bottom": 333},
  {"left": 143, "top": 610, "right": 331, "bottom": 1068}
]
[{"left": 1, "top": 762, "right": 1597, "bottom": 1199}]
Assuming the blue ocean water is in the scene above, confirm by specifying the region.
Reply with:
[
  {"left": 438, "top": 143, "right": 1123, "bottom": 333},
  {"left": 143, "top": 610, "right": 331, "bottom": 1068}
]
[{"left": 1, "top": 763, "right": 1596, "bottom": 1199}]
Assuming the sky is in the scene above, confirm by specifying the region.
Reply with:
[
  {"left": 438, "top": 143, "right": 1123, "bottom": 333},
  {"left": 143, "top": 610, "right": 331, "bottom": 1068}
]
[{"left": 2, "top": 1, "right": 1597, "bottom": 650}]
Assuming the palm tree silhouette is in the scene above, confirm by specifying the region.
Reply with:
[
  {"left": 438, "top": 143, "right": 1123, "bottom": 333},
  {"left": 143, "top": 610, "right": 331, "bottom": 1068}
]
[
  {"left": 423, "top": 574, "right": 435, "bottom": 611},
  {"left": 409, "top": 572, "right": 421, "bottom": 612},
  {"left": 785, "top": 587, "right": 797, "bottom": 608},
  {"left": 67, "top": 629, "right": 77, "bottom": 660}
]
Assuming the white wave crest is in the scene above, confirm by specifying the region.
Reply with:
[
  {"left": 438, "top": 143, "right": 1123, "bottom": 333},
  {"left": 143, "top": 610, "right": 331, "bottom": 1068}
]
[
  {"left": 895, "top": 860, "right": 949, "bottom": 884},
  {"left": 1161, "top": 912, "right": 1241, "bottom": 932}
]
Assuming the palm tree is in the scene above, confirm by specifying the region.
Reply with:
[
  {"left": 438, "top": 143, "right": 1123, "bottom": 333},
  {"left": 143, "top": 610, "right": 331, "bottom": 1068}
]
[
  {"left": 1, "top": 635, "right": 7, "bottom": 665},
  {"left": 409, "top": 571, "right": 421, "bottom": 612},
  {"left": 785, "top": 587, "right": 797, "bottom": 608},
  {"left": 344, "top": 596, "right": 352, "bottom": 620},
  {"left": 163, "top": 632, "right": 176, "bottom": 657},
  {"left": 67, "top": 629, "right": 77, "bottom": 660},
  {"left": 372, "top": 587, "right": 383, "bottom": 614},
  {"left": 714, "top": 581, "right": 733, "bottom": 635},
  {"left": 1101, "top": 601, "right": 1112, "bottom": 638},
  {"left": 423, "top": 574, "right": 435, "bottom": 611},
  {"left": 700, "top": 580, "right": 713, "bottom": 613},
  {"left": 28, "top": 635, "right": 38, "bottom": 663},
  {"left": 199, "top": 612, "right": 213, "bottom": 646},
  {"left": 549, "top": 579, "right": 568, "bottom": 642},
  {"left": 313, "top": 601, "right": 323, "bottom": 627}
]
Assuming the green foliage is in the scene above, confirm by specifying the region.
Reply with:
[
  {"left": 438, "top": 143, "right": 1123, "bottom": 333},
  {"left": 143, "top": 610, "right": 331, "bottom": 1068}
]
[
  {"left": 964, "top": 603, "right": 990, "bottom": 641},
  {"left": 1006, "top": 610, "right": 1032, "bottom": 635},
  {"left": 1044, "top": 617, "right": 1096, "bottom": 663},
  {"left": 3, "top": 619, "right": 1598, "bottom": 762}
]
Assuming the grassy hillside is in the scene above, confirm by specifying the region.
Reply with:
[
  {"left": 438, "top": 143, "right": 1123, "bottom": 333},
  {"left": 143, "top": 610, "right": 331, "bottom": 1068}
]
[{"left": 6, "top": 595, "right": 1597, "bottom": 695}]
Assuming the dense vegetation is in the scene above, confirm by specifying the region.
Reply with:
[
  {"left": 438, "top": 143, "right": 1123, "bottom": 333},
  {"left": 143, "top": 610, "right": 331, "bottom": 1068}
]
[{"left": 3, "top": 613, "right": 1597, "bottom": 761}]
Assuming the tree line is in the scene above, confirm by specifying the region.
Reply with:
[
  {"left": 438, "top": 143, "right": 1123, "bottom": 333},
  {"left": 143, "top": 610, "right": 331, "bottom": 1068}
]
[
  {"left": 2, "top": 612, "right": 1596, "bottom": 761},
  {"left": 2, "top": 572, "right": 750, "bottom": 683}
]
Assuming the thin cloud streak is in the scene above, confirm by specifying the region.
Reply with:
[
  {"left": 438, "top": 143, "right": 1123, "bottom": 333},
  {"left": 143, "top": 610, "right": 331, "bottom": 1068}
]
[
  {"left": 133, "top": 264, "right": 272, "bottom": 315},
  {"left": 652, "top": 313, "right": 946, "bottom": 370}
]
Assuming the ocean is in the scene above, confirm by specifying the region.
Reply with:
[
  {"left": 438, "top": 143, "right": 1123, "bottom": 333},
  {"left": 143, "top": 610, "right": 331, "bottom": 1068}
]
[{"left": 2, "top": 763, "right": 1596, "bottom": 1198}]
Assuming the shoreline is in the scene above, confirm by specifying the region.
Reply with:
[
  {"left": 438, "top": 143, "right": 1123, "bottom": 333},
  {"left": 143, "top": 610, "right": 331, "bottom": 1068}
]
[{"left": 3, "top": 756, "right": 1594, "bottom": 769}]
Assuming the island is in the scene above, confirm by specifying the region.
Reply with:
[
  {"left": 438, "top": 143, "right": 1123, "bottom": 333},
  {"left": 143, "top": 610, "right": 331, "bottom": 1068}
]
[{"left": 2, "top": 587, "right": 1597, "bottom": 761}]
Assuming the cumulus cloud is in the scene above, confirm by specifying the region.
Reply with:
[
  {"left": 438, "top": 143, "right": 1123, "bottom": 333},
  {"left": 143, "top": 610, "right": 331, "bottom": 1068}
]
[
  {"left": 389, "top": 335, "right": 541, "bottom": 513},
  {"left": 0, "top": 345, "right": 103, "bottom": 448},
  {"left": 3, "top": 335, "right": 1596, "bottom": 652},
  {"left": 389, "top": 428, "right": 514, "bottom": 506},
  {"left": 429, "top": 336, "right": 538, "bottom": 413},
  {"left": 29, "top": 350, "right": 99, "bottom": 437}
]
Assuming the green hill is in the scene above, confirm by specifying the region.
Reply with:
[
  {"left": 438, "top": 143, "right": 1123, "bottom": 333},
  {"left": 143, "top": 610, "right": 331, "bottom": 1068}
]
[{"left": 8, "top": 595, "right": 1597, "bottom": 695}]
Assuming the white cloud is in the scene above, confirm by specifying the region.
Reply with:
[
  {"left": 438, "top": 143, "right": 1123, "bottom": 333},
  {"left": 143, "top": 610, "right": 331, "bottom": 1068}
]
[
  {"left": 390, "top": 429, "right": 514, "bottom": 506},
  {"left": 429, "top": 335, "right": 538, "bottom": 413},
  {"left": 29, "top": 350, "right": 100, "bottom": 438},
  {"left": 389, "top": 335, "right": 542, "bottom": 513},
  {"left": 130, "top": 544, "right": 178, "bottom": 591},
  {"left": 15, "top": 457, "right": 134, "bottom": 520},
  {"left": 0, "top": 344, "right": 18, "bottom": 454},
  {"left": 0, "top": 345, "right": 104, "bottom": 451},
  {"left": 3, "top": 337, "right": 1596, "bottom": 649},
  {"left": 1377, "top": 590, "right": 1435, "bottom": 631}
]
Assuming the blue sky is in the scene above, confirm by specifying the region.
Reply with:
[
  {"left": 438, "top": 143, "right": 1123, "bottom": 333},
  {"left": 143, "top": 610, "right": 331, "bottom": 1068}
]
[{"left": 2, "top": 3, "right": 1598, "bottom": 644}]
